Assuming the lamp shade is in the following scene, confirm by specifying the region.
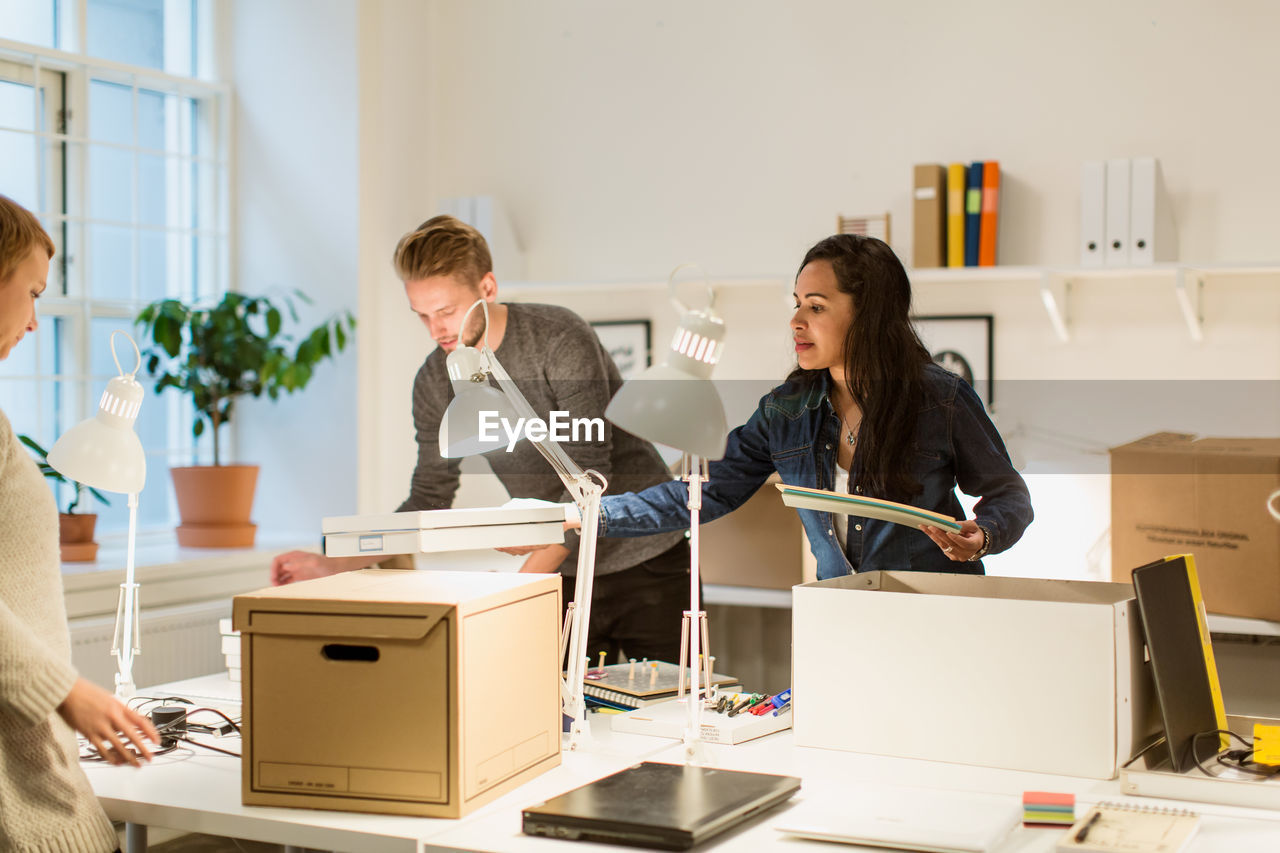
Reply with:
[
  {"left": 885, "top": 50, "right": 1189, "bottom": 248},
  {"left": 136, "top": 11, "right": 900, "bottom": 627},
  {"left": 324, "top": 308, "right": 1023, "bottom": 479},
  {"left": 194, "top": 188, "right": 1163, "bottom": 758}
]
[
  {"left": 439, "top": 383, "right": 523, "bottom": 457},
  {"left": 606, "top": 364, "right": 728, "bottom": 460},
  {"left": 47, "top": 374, "right": 147, "bottom": 494},
  {"left": 606, "top": 287, "right": 730, "bottom": 460},
  {"left": 439, "top": 345, "right": 522, "bottom": 457}
]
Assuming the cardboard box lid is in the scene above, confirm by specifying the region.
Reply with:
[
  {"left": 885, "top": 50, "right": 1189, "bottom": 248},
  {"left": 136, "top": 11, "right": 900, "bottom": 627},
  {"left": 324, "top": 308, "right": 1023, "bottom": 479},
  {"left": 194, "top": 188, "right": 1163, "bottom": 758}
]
[
  {"left": 321, "top": 504, "right": 566, "bottom": 534},
  {"left": 1111, "top": 432, "right": 1280, "bottom": 473},
  {"left": 797, "top": 570, "right": 1134, "bottom": 608},
  {"left": 233, "top": 569, "right": 559, "bottom": 634}
]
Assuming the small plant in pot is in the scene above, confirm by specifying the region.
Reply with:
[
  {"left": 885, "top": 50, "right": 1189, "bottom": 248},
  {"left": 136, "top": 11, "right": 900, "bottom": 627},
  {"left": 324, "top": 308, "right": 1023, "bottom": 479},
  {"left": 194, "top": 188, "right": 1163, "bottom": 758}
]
[
  {"left": 19, "top": 434, "right": 112, "bottom": 562},
  {"left": 135, "top": 290, "right": 355, "bottom": 548}
]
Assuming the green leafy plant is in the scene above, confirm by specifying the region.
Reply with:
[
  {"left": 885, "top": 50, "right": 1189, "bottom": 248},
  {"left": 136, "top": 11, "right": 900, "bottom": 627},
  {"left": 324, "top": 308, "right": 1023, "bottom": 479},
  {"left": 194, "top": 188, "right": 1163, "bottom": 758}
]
[
  {"left": 135, "top": 290, "right": 356, "bottom": 466},
  {"left": 18, "top": 434, "right": 112, "bottom": 514}
]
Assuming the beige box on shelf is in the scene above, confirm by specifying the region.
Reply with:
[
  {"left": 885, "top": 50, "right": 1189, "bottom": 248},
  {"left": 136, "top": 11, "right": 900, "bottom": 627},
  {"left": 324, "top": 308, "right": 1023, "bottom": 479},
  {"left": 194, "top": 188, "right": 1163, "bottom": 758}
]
[
  {"left": 698, "top": 475, "right": 804, "bottom": 590},
  {"left": 1110, "top": 432, "right": 1280, "bottom": 621},
  {"left": 233, "top": 569, "right": 561, "bottom": 817},
  {"left": 792, "top": 571, "right": 1159, "bottom": 779}
]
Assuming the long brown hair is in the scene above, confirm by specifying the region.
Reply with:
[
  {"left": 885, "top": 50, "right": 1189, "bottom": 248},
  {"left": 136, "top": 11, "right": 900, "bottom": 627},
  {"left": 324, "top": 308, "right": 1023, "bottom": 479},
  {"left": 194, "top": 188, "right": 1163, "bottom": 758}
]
[{"left": 789, "top": 234, "right": 931, "bottom": 501}]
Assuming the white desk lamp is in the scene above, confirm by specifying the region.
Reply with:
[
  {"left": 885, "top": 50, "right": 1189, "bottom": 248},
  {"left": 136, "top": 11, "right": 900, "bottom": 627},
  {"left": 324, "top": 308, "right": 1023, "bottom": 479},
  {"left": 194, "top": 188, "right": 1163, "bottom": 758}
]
[
  {"left": 47, "top": 331, "right": 147, "bottom": 698},
  {"left": 605, "top": 266, "right": 728, "bottom": 764},
  {"left": 439, "top": 299, "right": 607, "bottom": 749}
]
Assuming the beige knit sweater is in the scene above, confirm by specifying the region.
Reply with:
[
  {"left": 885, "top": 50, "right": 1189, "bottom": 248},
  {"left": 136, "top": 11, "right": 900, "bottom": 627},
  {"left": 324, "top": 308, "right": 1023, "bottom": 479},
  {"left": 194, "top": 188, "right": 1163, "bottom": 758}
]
[{"left": 0, "top": 408, "right": 117, "bottom": 853}]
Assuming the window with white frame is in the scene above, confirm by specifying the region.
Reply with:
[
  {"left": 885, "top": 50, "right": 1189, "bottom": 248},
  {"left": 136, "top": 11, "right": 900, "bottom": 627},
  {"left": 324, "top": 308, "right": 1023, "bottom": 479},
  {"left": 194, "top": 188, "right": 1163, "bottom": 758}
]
[{"left": 0, "top": 0, "right": 227, "bottom": 536}]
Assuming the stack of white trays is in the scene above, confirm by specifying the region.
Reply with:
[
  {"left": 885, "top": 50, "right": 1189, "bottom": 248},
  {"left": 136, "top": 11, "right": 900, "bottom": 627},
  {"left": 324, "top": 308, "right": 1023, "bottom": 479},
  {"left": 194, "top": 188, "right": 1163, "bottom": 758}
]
[
  {"left": 218, "top": 617, "right": 241, "bottom": 682},
  {"left": 320, "top": 504, "right": 567, "bottom": 557}
]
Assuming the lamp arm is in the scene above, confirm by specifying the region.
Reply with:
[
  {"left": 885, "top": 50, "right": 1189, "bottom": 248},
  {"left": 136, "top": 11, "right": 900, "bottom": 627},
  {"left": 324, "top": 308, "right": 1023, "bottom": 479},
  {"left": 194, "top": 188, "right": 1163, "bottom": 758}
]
[
  {"left": 480, "top": 346, "right": 600, "bottom": 506},
  {"left": 475, "top": 341, "right": 605, "bottom": 747}
]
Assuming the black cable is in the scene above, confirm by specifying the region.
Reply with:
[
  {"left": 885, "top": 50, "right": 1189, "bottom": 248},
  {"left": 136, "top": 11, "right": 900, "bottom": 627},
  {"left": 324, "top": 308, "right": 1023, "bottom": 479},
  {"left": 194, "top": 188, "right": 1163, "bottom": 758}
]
[
  {"left": 127, "top": 695, "right": 194, "bottom": 713},
  {"left": 79, "top": 697, "right": 242, "bottom": 763},
  {"left": 185, "top": 707, "right": 241, "bottom": 733},
  {"left": 1191, "top": 728, "right": 1277, "bottom": 778},
  {"left": 1128, "top": 735, "right": 1167, "bottom": 764},
  {"left": 173, "top": 734, "right": 240, "bottom": 757}
]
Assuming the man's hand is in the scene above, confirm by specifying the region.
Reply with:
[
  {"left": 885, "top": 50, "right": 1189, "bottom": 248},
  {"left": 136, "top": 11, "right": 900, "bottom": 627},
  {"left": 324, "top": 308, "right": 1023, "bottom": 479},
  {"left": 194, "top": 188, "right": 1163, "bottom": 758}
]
[
  {"left": 271, "top": 551, "right": 376, "bottom": 585},
  {"left": 57, "top": 678, "right": 160, "bottom": 767},
  {"left": 518, "top": 543, "right": 572, "bottom": 573}
]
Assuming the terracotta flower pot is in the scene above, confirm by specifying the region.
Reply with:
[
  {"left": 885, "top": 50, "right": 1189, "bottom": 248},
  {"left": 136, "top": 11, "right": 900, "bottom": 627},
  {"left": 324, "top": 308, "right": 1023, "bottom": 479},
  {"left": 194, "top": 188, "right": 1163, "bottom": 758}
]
[
  {"left": 59, "top": 513, "right": 99, "bottom": 562},
  {"left": 170, "top": 465, "right": 259, "bottom": 548}
]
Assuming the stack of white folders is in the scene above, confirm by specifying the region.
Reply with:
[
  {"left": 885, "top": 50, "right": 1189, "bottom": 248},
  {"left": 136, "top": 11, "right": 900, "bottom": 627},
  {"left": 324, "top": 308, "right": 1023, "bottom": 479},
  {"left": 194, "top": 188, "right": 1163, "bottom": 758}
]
[{"left": 321, "top": 504, "right": 567, "bottom": 557}]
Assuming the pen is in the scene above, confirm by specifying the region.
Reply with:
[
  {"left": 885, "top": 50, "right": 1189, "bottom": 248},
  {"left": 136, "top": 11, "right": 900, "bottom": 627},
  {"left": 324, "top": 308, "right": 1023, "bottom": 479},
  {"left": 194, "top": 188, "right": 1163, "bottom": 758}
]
[
  {"left": 771, "top": 701, "right": 791, "bottom": 716},
  {"left": 1074, "top": 810, "right": 1102, "bottom": 843}
]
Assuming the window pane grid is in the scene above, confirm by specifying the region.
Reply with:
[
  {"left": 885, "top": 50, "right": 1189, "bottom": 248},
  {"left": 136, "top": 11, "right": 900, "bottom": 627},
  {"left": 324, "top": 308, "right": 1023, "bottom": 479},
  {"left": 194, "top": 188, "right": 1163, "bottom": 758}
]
[{"left": 0, "top": 22, "right": 226, "bottom": 536}]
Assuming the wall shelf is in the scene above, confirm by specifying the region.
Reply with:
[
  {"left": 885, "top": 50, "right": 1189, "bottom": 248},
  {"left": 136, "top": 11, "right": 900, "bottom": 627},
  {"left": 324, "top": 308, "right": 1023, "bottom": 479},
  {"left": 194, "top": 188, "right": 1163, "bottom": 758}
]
[{"left": 909, "top": 262, "right": 1280, "bottom": 344}]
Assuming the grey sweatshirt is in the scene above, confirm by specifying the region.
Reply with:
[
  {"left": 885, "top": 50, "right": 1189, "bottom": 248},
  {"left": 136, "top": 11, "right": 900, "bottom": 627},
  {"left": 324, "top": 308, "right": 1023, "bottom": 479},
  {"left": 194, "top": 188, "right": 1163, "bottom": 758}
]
[{"left": 398, "top": 303, "right": 685, "bottom": 575}]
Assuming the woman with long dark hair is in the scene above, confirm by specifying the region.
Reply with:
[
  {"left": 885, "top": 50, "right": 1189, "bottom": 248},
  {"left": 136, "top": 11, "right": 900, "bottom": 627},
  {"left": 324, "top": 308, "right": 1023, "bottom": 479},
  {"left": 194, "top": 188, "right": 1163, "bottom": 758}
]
[{"left": 591, "top": 234, "right": 1032, "bottom": 580}]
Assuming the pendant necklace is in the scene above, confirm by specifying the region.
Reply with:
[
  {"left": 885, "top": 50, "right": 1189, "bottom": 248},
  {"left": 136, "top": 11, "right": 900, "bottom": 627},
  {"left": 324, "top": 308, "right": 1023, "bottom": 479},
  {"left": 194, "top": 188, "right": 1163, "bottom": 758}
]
[{"left": 841, "top": 414, "right": 859, "bottom": 448}]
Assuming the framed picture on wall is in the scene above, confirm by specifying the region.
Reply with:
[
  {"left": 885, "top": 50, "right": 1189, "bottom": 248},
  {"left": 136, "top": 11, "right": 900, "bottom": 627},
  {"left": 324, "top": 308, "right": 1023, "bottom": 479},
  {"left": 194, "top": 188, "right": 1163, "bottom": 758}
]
[
  {"left": 591, "top": 319, "right": 652, "bottom": 380},
  {"left": 911, "top": 314, "right": 994, "bottom": 409}
]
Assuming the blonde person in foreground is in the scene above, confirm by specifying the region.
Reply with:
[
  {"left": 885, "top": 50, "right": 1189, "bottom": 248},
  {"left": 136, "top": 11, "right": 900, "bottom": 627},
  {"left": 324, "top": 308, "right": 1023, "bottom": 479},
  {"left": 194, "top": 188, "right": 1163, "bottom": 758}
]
[{"left": 0, "top": 193, "right": 159, "bottom": 853}]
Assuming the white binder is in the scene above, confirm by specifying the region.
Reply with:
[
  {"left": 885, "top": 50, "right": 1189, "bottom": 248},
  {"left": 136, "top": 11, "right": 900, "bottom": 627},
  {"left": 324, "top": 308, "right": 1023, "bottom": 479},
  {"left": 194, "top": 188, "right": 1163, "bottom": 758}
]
[
  {"left": 1104, "top": 158, "right": 1131, "bottom": 266},
  {"left": 1130, "top": 156, "right": 1177, "bottom": 265},
  {"left": 1080, "top": 160, "right": 1106, "bottom": 267}
]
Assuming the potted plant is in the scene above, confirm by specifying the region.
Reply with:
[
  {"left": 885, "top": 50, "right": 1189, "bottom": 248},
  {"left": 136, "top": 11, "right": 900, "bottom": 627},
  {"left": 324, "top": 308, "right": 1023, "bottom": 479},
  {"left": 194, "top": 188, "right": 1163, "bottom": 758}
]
[
  {"left": 135, "top": 290, "right": 355, "bottom": 547},
  {"left": 18, "top": 434, "right": 112, "bottom": 561}
]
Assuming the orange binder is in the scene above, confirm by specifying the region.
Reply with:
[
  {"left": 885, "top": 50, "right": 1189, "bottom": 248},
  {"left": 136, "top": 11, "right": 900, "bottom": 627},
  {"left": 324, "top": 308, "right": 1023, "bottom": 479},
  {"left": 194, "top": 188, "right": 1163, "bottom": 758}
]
[
  {"left": 978, "top": 160, "right": 999, "bottom": 266},
  {"left": 946, "top": 163, "right": 966, "bottom": 267}
]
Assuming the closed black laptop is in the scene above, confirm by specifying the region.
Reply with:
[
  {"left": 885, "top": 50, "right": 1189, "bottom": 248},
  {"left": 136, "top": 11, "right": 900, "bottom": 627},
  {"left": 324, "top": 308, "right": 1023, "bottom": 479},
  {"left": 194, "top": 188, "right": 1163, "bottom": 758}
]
[{"left": 522, "top": 761, "right": 801, "bottom": 850}]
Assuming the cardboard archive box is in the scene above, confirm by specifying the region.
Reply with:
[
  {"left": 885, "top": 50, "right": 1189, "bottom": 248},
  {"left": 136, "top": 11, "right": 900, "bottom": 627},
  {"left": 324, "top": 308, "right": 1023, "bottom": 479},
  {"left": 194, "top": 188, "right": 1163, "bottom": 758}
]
[
  {"left": 1110, "top": 432, "right": 1280, "bottom": 621},
  {"left": 791, "top": 571, "right": 1159, "bottom": 779},
  {"left": 698, "top": 475, "right": 804, "bottom": 589},
  {"left": 233, "top": 569, "right": 562, "bottom": 817}
]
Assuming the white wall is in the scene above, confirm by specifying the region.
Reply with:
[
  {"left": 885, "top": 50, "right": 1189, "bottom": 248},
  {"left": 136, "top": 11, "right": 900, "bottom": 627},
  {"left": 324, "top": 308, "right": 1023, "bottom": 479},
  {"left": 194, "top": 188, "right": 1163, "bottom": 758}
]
[
  {"left": 228, "top": 0, "right": 360, "bottom": 540},
  {"left": 345, "top": 0, "right": 1280, "bottom": 579},
  {"left": 421, "top": 0, "right": 1280, "bottom": 277}
]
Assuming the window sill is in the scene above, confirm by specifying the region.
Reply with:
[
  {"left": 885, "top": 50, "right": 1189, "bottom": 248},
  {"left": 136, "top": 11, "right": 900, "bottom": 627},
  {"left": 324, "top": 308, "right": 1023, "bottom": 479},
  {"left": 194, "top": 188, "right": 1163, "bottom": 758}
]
[{"left": 62, "top": 533, "right": 310, "bottom": 620}]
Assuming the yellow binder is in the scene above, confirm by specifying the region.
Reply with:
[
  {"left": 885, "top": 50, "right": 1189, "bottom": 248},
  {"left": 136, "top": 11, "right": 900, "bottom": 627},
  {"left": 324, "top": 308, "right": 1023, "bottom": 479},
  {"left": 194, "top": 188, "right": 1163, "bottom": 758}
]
[{"left": 946, "top": 162, "right": 966, "bottom": 267}]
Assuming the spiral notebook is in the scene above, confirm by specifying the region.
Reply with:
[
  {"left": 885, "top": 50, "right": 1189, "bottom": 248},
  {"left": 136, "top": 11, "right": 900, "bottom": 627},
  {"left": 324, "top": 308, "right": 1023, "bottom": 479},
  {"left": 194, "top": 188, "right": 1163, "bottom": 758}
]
[{"left": 1056, "top": 802, "right": 1199, "bottom": 853}]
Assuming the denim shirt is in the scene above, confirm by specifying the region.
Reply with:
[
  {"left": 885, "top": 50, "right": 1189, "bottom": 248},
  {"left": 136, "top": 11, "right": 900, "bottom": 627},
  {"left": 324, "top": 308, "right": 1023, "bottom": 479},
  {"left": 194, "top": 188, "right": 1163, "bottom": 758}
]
[{"left": 599, "top": 364, "right": 1033, "bottom": 581}]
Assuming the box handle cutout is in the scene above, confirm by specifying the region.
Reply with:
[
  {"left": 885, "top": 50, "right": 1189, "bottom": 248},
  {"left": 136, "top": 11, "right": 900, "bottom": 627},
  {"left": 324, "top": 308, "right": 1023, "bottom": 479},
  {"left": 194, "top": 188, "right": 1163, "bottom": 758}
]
[{"left": 322, "top": 643, "right": 380, "bottom": 662}]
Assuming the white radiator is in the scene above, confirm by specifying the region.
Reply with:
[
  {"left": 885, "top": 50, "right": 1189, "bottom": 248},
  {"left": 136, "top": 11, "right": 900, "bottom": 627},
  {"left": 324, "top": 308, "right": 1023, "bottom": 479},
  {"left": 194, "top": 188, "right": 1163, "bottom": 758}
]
[{"left": 69, "top": 600, "right": 230, "bottom": 690}]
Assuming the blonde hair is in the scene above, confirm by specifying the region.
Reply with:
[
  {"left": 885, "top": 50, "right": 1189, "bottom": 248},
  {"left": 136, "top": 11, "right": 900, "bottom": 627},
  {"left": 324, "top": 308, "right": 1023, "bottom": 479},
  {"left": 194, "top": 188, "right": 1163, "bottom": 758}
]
[
  {"left": 392, "top": 214, "right": 492, "bottom": 286},
  {"left": 0, "top": 194, "right": 54, "bottom": 283}
]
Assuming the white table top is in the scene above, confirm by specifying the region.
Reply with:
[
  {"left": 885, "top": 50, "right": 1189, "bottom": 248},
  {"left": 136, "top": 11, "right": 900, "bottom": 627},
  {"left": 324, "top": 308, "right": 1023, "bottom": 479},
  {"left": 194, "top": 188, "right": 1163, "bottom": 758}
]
[
  {"left": 89, "top": 675, "right": 1280, "bottom": 853},
  {"left": 85, "top": 675, "right": 673, "bottom": 853}
]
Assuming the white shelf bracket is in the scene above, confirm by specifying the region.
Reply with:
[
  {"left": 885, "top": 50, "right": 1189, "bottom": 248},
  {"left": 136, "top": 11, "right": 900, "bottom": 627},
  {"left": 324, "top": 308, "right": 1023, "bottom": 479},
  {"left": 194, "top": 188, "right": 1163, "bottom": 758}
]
[
  {"left": 1039, "top": 271, "right": 1071, "bottom": 342},
  {"left": 1174, "top": 268, "right": 1204, "bottom": 343}
]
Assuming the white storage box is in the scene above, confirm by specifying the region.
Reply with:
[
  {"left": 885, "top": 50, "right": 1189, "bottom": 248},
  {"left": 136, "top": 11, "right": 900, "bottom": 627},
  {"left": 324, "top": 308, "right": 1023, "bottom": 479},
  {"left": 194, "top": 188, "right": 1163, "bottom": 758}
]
[
  {"left": 792, "top": 571, "right": 1160, "bottom": 779},
  {"left": 322, "top": 505, "right": 565, "bottom": 557}
]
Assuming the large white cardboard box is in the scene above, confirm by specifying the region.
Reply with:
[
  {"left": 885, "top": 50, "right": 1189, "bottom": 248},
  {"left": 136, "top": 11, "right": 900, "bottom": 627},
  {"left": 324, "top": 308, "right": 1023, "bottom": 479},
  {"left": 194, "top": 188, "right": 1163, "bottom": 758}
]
[{"left": 792, "top": 571, "right": 1159, "bottom": 779}]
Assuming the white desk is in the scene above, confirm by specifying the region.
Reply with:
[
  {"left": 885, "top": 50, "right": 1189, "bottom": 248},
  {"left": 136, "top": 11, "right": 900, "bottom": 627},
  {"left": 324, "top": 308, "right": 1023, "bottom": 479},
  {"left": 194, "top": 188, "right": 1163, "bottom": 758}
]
[
  {"left": 90, "top": 675, "right": 1280, "bottom": 852},
  {"left": 86, "top": 674, "right": 670, "bottom": 853}
]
